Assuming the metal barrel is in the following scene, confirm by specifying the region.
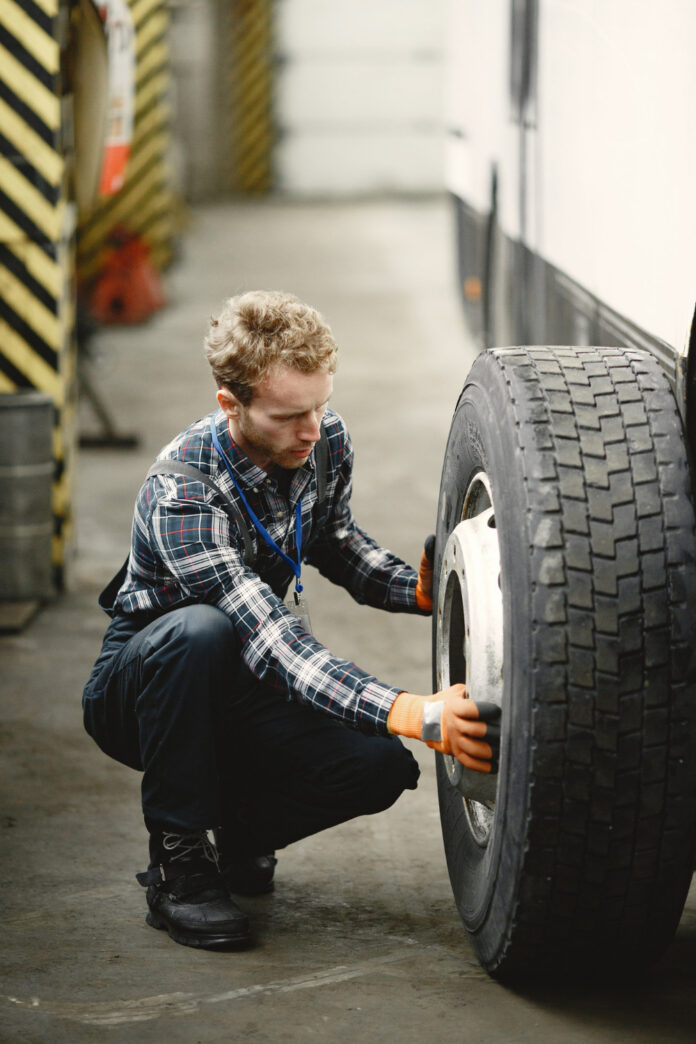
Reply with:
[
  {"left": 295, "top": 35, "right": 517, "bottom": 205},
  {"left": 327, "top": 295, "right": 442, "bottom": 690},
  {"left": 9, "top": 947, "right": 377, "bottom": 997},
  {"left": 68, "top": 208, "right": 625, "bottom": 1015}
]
[{"left": 0, "top": 392, "right": 55, "bottom": 600}]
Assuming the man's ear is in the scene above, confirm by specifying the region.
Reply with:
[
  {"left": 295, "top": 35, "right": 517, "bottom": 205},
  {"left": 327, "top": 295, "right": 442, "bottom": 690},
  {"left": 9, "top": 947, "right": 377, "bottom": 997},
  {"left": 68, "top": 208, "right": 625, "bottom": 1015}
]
[{"left": 217, "top": 386, "right": 240, "bottom": 419}]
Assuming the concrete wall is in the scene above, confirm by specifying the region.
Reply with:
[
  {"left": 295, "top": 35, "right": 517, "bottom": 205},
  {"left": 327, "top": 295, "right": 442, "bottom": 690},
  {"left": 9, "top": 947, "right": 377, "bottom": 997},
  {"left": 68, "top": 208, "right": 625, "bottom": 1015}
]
[
  {"left": 168, "top": 0, "right": 446, "bottom": 200},
  {"left": 168, "top": 0, "right": 219, "bottom": 202},
  {"left": 275, "top": 0, "right": 446, "bottom": 195}
]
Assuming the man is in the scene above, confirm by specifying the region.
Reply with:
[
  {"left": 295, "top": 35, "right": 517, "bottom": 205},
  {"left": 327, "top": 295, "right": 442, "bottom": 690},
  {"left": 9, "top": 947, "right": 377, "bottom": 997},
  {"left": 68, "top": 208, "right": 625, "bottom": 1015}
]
[{"left": 82, "top": 290, "right": 499, "bottom": 951}]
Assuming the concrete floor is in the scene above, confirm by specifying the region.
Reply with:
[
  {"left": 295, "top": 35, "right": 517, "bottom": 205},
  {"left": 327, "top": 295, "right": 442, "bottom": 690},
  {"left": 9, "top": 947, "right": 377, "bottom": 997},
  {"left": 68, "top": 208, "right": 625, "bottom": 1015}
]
[{"left": 2, "top": 197, "right": 696, "bottom": 1042}]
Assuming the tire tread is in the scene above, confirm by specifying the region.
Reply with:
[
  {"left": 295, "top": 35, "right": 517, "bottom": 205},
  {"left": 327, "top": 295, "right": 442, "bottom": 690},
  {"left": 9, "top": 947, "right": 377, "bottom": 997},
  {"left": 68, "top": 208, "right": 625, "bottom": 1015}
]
[{"left": 507, "top": 347, "right": 696, "bottom": 969}]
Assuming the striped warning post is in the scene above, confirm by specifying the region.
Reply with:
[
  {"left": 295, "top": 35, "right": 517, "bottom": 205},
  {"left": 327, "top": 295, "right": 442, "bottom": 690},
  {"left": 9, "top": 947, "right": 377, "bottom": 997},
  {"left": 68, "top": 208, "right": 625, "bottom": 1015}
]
[
  {"left": 0, "top": 0, "right": 76, "bottom": 587},
  {"left": 225, "top": 0, "right": 274, "bottom": 195},
  {"left": 76, "top": 0, "right": 175, "bottom": 286}
]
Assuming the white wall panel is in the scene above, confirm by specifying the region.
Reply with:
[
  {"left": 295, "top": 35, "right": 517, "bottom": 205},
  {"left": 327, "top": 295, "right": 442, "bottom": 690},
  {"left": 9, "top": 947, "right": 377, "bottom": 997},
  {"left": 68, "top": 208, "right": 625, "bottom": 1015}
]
[
  {"left": 276, "top": 131, "right": 444, "bottom": 195},
  {"left": 277, "top": 0, "right": 444, "bottom": 53},
  {"left": 277, "top": 60, "right": 442, "bottom": 126},
  {"left": 276, "top": 0, "right": 446, "bottom": 195}
]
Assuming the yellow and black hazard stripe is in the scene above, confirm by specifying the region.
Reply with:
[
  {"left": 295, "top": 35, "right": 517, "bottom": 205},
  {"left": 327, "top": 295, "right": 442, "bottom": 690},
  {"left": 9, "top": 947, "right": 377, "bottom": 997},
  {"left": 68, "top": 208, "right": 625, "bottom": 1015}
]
[
  {"left": 224, "top": 0, "right": 274, "bottom": 195},
  {"left": 0, "top": 0, "right": 63, "bottom": 258},
  {"left": 77, "top": 0, "right": 175, "bottom": 286},
  {"left": 0, "top": 0, "right": 76, "bottom": 584}
]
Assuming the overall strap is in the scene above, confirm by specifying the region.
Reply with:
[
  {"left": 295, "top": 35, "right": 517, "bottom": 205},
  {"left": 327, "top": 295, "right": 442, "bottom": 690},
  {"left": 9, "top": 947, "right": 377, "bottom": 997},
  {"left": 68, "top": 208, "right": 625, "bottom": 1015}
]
[
  {"left": 314, "top": 422, "right": 329, "bottom": 509},
  {"left": 147, "top": 459, "right": 255, "bottom": 566}
]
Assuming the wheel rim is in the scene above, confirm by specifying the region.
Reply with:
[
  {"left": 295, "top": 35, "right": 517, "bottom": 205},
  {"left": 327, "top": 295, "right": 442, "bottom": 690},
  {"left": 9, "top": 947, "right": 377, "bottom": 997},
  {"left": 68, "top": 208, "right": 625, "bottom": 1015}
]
[{"left": 435, "top": 471, "right": 503, "bottom": 843}]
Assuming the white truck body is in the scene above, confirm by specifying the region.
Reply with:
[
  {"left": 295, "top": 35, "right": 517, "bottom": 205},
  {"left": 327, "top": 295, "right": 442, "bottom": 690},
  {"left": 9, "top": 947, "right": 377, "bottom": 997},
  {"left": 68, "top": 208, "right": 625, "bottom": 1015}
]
[{"left": 444, "top": 0, "right": 695, "bottom": 403}]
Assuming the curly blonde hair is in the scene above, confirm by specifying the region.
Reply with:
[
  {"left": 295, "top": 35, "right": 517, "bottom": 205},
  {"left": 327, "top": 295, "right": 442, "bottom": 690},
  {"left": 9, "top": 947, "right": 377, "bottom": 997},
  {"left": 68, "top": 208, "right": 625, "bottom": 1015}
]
[{"left": 204, "top": 290, "right": 338, "bottom": 404}]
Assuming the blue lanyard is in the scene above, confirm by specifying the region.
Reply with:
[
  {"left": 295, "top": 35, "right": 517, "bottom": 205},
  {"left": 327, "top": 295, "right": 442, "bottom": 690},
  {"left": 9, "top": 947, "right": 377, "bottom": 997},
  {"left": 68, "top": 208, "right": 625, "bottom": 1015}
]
[{"left": 210, "top": 416, "right": 304, "bottom": 593}]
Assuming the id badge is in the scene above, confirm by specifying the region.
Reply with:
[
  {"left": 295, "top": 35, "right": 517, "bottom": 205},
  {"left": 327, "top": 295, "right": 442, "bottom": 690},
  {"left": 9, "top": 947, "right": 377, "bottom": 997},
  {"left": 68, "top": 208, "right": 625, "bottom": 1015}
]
[{"left": 286, "top": 590, "right": 312, "bottom": 634}]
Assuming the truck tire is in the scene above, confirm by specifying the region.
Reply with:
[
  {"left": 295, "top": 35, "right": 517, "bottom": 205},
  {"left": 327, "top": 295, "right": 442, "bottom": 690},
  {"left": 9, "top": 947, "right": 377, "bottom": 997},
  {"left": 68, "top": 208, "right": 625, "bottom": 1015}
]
[{"left": 433, "top": 346, "right": 696, "bottom": 979}]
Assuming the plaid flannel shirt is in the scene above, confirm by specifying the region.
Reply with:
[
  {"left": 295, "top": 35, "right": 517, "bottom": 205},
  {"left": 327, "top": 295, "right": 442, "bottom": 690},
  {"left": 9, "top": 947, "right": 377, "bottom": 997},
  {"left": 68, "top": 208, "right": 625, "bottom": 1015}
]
[{"left": 114, "top": 407, "right": 424, "bottom": 734}]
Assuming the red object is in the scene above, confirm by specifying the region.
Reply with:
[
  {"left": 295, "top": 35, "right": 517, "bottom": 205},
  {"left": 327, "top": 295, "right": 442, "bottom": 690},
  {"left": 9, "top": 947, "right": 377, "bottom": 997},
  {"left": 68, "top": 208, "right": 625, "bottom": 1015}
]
[
  {"left": 98, "top": 143, "right": 131, "bottom": 196},
  {"left": 90, "top": 228, "right": 166, "bottom": 324}
]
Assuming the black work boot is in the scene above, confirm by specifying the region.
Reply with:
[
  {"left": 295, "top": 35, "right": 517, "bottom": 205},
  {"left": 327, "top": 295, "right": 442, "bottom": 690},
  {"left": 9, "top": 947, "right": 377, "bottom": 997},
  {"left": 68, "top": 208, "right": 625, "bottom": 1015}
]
[
  {"left": 214, "top": 826, "right": 277, "bottom": 896},
  {"left": 223, "top": 853, "right": 277, "bottom": 896},
  {"left": 136, "top": 829, "right": 250, "bottom": 949}
]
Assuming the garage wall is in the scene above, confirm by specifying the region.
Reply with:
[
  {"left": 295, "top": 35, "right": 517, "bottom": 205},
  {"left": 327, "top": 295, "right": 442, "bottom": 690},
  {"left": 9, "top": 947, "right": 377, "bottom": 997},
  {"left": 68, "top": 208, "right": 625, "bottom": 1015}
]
[
  {"left": 167, "top": 0, "right": 446, "bottom": 200},
  {"left": 168, "top": 0, "right": 219, "bottom": 202},
  {"left": 275, "top": 0, "right": 446, "bottom": 195}
]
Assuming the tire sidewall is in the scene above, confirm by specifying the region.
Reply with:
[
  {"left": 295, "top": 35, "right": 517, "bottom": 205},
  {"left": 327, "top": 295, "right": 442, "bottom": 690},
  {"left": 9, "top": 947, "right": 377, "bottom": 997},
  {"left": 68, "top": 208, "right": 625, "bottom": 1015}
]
[{"left": 434, "top": 352, "right": 534, "bottom": 962}]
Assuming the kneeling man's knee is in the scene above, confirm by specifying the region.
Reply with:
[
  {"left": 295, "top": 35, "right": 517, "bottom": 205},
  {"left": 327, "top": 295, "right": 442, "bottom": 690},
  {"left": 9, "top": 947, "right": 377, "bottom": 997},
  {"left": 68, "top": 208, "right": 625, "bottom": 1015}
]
[
  {"left": 158, "top": 604, "right": 239, "bottom": 661},
  {"left": 359, "top": 736, "right": 420, "bottom": 814}
]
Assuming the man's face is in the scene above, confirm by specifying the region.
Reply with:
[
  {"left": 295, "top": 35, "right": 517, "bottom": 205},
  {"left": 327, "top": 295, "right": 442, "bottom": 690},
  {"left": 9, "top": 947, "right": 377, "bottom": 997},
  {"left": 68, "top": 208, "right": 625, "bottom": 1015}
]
[{"left": 217, "top": 364, "right": 333, "bottom": 472}]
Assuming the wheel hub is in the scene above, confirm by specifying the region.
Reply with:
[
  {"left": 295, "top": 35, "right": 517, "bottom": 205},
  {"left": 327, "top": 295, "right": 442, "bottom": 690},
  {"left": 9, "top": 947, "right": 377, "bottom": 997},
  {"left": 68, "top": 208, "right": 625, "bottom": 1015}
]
[{"left": 435, "top": 472, "right": 503, "bottom": 811}]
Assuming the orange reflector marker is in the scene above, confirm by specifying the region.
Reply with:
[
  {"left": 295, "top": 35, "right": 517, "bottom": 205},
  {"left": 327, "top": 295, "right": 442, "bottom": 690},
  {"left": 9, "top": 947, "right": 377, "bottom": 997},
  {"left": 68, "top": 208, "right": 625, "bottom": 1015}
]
[{"left": 464, "top": 276, "right": 483, "bottom": 301}]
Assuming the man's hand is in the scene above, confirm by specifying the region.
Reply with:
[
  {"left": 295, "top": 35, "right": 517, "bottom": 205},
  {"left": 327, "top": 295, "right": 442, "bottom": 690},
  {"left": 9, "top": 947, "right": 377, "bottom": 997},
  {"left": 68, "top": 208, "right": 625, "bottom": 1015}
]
[
  {"left": 415, "top": 534, "right": 435, "bottom": 612},
  {"left": 387, "top": 684, "right": 500, "bottom": 773},
  {"left": 432, "top": 685, "right": 501, "bottom": 773}
]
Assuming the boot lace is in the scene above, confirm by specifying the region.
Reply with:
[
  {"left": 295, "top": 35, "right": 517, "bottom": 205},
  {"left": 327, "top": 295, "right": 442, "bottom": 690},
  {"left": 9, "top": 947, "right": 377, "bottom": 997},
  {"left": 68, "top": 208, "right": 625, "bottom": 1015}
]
[
  {"left": 160, "top": 831, "right": 224, "bottom": 901},
  {"left": 162, "top": 830, "right": 219, "bottom": 869}
]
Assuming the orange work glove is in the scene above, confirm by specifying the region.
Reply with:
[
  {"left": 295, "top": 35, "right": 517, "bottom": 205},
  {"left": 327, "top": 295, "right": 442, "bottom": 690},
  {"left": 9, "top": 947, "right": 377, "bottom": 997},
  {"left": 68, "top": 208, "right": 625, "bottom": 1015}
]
[
  {"left": 415, "top": 534, "right": 435, "bottom": 612},
  {"left": 387, "top": 684, "right": 500, "bottom": 774}
]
